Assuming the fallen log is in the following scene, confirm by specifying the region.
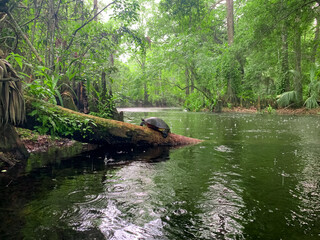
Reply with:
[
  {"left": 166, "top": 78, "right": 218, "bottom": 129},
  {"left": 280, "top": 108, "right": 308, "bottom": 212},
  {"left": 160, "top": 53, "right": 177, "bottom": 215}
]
[{"left": 23, "top": 97, "right": 202, "bottom": 147}]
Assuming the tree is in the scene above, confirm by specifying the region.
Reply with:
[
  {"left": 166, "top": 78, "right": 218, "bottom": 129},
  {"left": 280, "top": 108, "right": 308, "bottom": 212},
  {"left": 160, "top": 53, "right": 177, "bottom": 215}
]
[
  {"left": 226, "top": 0, "right": 234, "bottom": 45},
  {"left": 0, "top": 58, "right": 29, "bottom": 166}
]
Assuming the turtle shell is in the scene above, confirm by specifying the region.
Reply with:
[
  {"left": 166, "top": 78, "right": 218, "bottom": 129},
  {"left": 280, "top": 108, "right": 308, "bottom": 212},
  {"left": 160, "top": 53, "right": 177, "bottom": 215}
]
[{"left": 140, "top": 117, "right": 170, "bottom": 138}]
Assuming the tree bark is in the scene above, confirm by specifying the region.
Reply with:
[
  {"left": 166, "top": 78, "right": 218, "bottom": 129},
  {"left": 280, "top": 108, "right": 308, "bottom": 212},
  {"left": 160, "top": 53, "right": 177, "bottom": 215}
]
[
  {"left": 0, "top": 124, "right": 29, "bottom": 166},
  {"left": 185, "top": 67, "right": 190, "bottom": 96},
  {"left": 311, "top": 14, "right": 320, "bottom": 64},
  {"left": 294, "top": 16, "right": 303, "bottom": 107},
  {"left": 225, "top": 0, "right": 236, "bottom": 104},
  {"left": 23, "top": 97, "right": 202, "bottom": 147},
  {"left": 279, "top": 24, "right": 290, "bottom": 93},
  {"left": 226, "top": 0, "right": 234, "bottom": 45},
  {"left": 94, "top": 0, "right": 98, "bottom": 21}
]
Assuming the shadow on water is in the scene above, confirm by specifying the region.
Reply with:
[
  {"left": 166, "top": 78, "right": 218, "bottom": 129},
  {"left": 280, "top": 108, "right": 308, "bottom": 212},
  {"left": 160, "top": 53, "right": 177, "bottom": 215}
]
[{"left": 0, "top": 145, "right": 172, "bottom": 240}]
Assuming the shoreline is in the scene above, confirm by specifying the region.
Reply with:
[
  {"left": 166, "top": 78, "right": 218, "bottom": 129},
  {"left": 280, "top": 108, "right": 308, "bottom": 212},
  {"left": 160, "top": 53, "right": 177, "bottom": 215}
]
[
  {"left": 1, "top": 107, "right": 318, "bottom": 173},
  {"left": 221, "top": 106, "right": 320, "bottom": 115}
]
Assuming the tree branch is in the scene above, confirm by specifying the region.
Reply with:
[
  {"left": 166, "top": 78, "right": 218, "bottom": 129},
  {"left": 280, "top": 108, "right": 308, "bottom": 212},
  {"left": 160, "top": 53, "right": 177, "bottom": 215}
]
[
  {"left": 21, "top": 0, "right": 44, "bottom": 27},
  {"left": 66, "top": 1, "right": 116, "bottom": 51},
  {"left": 7, "top": 10, "right": 44, "bottom": 65},
  {"left": 0, "top": 77, "right": 21, "bottom": 82},
  {"left": 171, "top": 82, "right": 213, "bottom": 100}
]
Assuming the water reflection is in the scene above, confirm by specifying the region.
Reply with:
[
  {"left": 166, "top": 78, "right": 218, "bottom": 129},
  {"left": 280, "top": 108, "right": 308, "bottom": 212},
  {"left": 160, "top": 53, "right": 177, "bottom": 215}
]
[{"left": 1, "top": 111, "right": 320, "bottom": 239}]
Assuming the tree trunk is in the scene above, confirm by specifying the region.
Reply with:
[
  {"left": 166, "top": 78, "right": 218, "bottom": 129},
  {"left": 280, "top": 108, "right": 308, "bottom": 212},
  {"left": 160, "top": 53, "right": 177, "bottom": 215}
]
[
  {"left": 76, "top": 81, "right": 89, "bottom": 113},
  {"left": 143, "top": 78, "right": 148, "bottom": 106},
  {"left": 0, "top": 124, "right": 29, "bottom": 166},
  {"left": 225, "top": 0, "right": 236, "bottom": 104},
  {"left": 185, "top": 68, "right": 190, "bottom": 96},
  {"left": 23, "top": 97, "right": 202, "bottom": 147},
  {"left": 47, "top": 0, "right": 59, "bottom": 69},
  {"left": 279, "top": 24, "right": 290, "bottom": 93},
  {"left": 101, "top": 70, "right": 107, "bottom": 98},
  {"left": 226, "top": 0, "right": 234, "bottom": 45},
  {"left": 294, "top": 17, "right": 303, "bottom": 107},
  {"left": 94, "top": 0, "right": 98, "bottom": 20},
  {"left": 31, "top": 0, "right": 38, "bottom": 45},
  {"left": 311, "top": 14, "right": 320, "bottom": 64}
]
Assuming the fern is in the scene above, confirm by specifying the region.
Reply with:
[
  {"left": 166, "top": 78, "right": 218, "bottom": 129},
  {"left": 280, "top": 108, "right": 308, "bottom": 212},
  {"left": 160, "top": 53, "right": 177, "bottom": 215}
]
[{"left": 276, "top": 91, "right": 297, "bottom": 107}]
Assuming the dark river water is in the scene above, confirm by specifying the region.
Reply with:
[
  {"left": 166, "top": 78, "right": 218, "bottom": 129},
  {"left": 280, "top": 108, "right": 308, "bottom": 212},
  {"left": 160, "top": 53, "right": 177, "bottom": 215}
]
[{"left": 1, "top": 109, "right": 320, "bottom": 240}]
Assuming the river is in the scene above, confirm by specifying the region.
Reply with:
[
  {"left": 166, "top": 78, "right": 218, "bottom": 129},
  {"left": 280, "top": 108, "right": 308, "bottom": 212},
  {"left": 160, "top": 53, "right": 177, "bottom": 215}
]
[{"left": 0, "top": 108, "right": 319, "bottom": 239}]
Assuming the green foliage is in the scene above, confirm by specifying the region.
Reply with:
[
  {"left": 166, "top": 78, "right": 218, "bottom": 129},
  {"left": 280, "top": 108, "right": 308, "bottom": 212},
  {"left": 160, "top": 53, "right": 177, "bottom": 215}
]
[
  {"left": 304, "top": 67, "right": 320, "bottom": 109},
  {"left": 89, "top": 88, "right": 116, "bottom": 119},
  {"left": 112, "top": 0, "right": 140, "bottom": 24},
  {"left": 184, "top": 92, "right": 205, "bottom": 112},
  {"left": 29, "top": 102, "right": 96, "bottom": 138},
  {"left": 4, "top": 0, "right": 320, "bottom": 111},
  {"left": 266, "top": 104, "right": 275, "bottom": 114},
  {"left": 24, "top": 65, "right": 63, "bottom": 105},
  {"left": 6, "top": 53, "right": 25, "bottom": 70},
  {"left": 276, "top": 91, "right": 297, "bottom": 108},
  {"left": 304, "top": 95, "right": 319, "bottom": 109}
]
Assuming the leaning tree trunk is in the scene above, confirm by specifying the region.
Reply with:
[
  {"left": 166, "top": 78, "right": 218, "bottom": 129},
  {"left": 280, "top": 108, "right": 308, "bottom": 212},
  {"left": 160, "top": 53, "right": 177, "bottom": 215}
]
[{"left": 23, "top": 97, "right": 202, "bottom": 147}]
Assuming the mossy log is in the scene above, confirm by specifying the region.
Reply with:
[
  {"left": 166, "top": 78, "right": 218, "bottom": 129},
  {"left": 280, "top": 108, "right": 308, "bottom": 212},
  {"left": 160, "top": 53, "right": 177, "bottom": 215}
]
[{"left": 23, "top": 97, "right": 202, "bottom": 147}]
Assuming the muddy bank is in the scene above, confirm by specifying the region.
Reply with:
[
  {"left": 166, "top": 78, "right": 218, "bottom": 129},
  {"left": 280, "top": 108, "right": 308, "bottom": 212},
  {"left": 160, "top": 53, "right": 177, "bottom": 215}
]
[
  {"left": 222, "top": 106, "right": 320, "bottom": 115},
  {"left": 0, "top": 129, "right": 98, "bottom": 174},
  {"left": 274, "top": 107, "right": 320, "bottom": 115},
  {"left": 17, "top": 128, "right": 98, "bottom": 153}
]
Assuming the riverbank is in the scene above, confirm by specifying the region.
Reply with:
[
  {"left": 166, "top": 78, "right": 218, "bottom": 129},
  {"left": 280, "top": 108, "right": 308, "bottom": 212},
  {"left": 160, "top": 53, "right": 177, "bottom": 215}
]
[
  {"left": 18, "top": 128, "right": 99, "bottom": 154},
  {"left": 0, "top": 129, "right": 98, "bottom": 173},
  {"left": 1, "top": 106, "right": 318, "bottom": 172},
  {"left": 222, "top": 106, "right": 320, "bottom": 115},
  {"left": 17, "top": 128, "right": 77, "bottom": 153}
]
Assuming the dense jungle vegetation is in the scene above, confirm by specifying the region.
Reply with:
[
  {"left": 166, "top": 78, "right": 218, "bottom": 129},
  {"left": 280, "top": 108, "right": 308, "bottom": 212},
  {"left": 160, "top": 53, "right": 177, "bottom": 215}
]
[{"left": 1, "top": 0, "right": 320, "bottom": 115}]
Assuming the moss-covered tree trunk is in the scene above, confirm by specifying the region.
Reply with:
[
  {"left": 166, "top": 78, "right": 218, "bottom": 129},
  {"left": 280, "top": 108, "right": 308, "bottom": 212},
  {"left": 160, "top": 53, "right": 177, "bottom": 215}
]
[{"left": 23, "top": 97, "right": 202, "bottom": 147}]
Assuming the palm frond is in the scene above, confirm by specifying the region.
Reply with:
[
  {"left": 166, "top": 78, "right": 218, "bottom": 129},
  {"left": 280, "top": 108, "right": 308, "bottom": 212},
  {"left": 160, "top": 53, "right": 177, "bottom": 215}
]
[
  {"left": 314, "top": 81, "right": 320, "bottom": 93},
  {"left": 304, "top": 95, "right": 319, "bottom": 109},
  {"left": 0, "top": 59, "right": 26, "bottom": 126},
  {"left": 276, "top": 91, "right": 297, "bottom": 107}
]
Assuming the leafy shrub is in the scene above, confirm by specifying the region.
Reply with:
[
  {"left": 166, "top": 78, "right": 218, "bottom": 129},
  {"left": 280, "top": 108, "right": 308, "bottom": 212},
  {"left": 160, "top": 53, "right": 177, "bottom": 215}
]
[{"left": 29, "top": 102, "right": 96, "bottom": 138}]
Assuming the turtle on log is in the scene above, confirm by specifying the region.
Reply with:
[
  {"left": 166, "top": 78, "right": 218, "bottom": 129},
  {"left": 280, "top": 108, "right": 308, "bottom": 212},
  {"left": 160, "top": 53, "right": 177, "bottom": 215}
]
[{"left": 140, "top": 117, "right": 171, "bottom": 138}]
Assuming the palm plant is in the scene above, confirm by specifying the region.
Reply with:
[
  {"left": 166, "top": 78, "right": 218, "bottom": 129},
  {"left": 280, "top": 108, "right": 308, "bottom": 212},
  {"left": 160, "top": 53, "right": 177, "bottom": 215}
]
[
  {"left": 304, "top": 67, "right": 320, "bottom": 109},
  {"left": 276, "top": 90, "right": 297, "bottom": 108},
  {"left": 277, "top": 67, "right": 320, "bottom": 109},
  {"left": 0, "top": 59, "right": 25, "bottom": 126}
]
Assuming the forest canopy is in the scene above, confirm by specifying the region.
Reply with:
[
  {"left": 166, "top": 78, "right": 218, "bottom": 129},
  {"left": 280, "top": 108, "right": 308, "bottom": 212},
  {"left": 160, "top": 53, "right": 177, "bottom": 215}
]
[{"left": 0, "top": 0, "right": 320, "bottom": 114}]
